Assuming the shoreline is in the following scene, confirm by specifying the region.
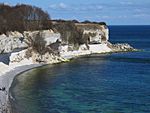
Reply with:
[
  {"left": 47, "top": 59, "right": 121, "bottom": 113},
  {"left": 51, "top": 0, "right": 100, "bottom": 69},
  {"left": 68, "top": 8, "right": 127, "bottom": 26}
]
[
  {"left": 0, "top": 64, "right": 43, "bottom": 113},
  {"left": 0, "top": 50, "right": 106, "bottom": 111},
  {"left": 0, "top": 43, "right": 137, "bottom": 112},
  {"left": 8, "top": 50, "right": 139, "bottom": 113}
]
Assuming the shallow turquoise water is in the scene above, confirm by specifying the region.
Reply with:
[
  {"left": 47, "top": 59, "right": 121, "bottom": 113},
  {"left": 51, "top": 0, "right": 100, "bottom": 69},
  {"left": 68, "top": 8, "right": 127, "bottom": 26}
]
[{"left": 11, "top": 26, "right": 150, "bottom": 113}]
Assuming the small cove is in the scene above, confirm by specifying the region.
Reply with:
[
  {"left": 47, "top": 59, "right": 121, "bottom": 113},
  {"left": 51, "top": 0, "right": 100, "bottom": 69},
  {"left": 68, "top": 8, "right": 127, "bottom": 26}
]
[{"left": 10, "top": 26, "right": 150, "bottom": 113}]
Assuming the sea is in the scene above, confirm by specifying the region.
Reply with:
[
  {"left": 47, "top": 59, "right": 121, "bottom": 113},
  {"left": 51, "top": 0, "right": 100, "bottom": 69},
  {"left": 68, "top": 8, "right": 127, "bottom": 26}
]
[{"left": 10, "top": 26, "right": 150, "bottom": 113}]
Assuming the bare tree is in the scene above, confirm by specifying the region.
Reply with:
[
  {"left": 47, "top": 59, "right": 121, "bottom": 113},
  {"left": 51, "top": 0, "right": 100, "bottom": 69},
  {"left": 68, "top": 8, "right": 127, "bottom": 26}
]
[{"left": 0, "top": 3, "right": 52, "bottom": 34}]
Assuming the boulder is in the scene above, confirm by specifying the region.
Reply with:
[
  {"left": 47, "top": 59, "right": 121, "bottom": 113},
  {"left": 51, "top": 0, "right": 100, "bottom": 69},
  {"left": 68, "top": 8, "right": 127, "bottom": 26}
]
[{"left": 110, "top": 43, "right": 136, "bottom": 52}]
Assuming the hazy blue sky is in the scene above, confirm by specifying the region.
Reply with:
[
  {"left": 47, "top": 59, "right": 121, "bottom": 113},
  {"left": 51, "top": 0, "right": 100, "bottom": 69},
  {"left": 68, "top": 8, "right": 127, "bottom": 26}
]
[{"left": 1, "top": 0, "right": 150, "bottom": 25}]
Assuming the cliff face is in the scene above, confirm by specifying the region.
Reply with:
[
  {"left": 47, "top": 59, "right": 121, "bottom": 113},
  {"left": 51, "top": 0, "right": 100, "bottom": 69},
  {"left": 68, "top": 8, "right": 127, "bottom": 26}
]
[
  {"left": 76, "top": 23, "right": 109, "bottom": 44},
  {"left": 0, "top": 22, "right": 136, "bottom": 68},
  {"left": 9, "top": 30, "right": 64, "bottom": 66},
  {"left": 7, "top": 23, "right": 110, "bottom": 65},
  {"left": 0, "top": 22, "right": 109, "bottom": 54},
  {"left": 0, "top": 30, "right": 61, "bottom": 54},
  {"left": 9, "top": 49, "right": 66, "bottom": 67},
  {"left": 0, "top": 32, "right": 27, "bottom": 54},
  {"left": 24, "top": 30, "right": 61, "bottom": 46}
]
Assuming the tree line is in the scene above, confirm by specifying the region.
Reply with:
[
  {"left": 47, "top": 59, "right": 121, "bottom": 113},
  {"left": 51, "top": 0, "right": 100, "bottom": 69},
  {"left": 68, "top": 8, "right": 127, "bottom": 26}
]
[
  {"left": 52, "top": 19, "right": 106, "bottom": 25},
  {"left": 0, "top": 3, "right": 52, "bottom": 34}
]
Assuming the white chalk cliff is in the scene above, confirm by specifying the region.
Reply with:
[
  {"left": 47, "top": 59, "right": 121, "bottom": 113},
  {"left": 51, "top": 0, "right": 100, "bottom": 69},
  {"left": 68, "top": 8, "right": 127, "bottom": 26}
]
[
  {"left": 6, "top": 23, "right": 111, "bottom": 67},
  {"left": 0, "top": 30, "right": 61, "bottom": 54},
  {"left": 0, "top": 22, "right": 137, "bottom": 113},
  {"left": 0, "top": 31, "right": 27, "bottom": 53},
  {"left": 0, "top": 23, "right": 135, "bottom": 72}
]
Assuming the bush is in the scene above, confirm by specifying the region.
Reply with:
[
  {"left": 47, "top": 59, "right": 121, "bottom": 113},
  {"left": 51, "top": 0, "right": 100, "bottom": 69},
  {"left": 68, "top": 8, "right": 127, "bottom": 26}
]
[
  {"left": 25, "top": 31, "right": 47, "bottom": 55},
  {"left": 25, "top": 31, "right": 61, "bottom": 55},
  {"left": 53, "top": 21, "right": 84, "bottom": 46}
]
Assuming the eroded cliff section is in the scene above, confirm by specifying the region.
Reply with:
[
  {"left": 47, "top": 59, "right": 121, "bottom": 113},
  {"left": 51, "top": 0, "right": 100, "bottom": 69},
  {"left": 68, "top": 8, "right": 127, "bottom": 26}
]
[
  {"left": 0, "top": 22, "right": 136, "bottom": 66},
  {"left": 0, "top": 22, "right": 137, "bottom": 113},
  {"left": 0, "top": 31, "right": 27, "bottom": 54},
  {"left": 8, "top": 24, "right": 136, "bottom": 67},
  {"left": 0, "top": 22, "right": 135, "bottom": 55}
]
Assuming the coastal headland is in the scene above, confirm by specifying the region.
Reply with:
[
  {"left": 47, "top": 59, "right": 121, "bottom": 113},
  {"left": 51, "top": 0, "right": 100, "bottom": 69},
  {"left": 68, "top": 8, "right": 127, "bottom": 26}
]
[{"left": 0, "top": 3, "right": 136, "bottom": 113}]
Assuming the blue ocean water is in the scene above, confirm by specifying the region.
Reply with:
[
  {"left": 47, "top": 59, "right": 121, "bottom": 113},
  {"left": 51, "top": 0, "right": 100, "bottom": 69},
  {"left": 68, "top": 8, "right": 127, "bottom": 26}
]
[{"left": 10, "top": 26, "right": 150, "bottom": 113}]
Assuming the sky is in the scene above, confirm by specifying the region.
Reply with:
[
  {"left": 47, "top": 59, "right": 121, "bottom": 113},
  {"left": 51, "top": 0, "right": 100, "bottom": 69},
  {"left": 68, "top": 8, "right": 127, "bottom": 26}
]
[{"left": 1, "top": 0, "right": 150, "bottom": 25}]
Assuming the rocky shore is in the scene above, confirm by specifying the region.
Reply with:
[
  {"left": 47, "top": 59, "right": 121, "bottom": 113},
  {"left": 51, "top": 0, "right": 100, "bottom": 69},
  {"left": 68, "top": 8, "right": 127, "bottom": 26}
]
[
  {"left": 0, "top": 43, "right": 136, "bottom": 113},
  {"left": 0, "top": 23, "right": 136, "bottom": 113}
]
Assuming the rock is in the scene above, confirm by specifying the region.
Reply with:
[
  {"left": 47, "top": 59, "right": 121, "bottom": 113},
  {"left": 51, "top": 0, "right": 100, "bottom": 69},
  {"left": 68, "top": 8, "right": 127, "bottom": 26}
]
[
  {"left": 79, "top": 44, "right": 88, "bottom": 51},
  {"left": 0, "top": 33, "right": 27, "bottom": 54},
  {"left": 23, "top": 30, "right": 61, "bottom": 46},
  {"left": 83, "top": 29, "right": 103, "bottom": 44},
  {"left": 89, "top": 44, "right": 111, "bottom": 53},
  {"left": 6, "top": 31, "right": 23, "bottom": 38},
  {"left": 32, "top": 52, "right": 65, "bottom": 64},
  {"left": 76, "top": 23, "right": 109, "bottom": 44},
  {"left": 9, "top": 49, "right": 33, "bottom": 67},
  {"left": 109, "top": 43, "right": 136, "bottom": 52},
  {"left": 59, "top": 45, "right": 69, "bottom": 53},
  {"left": 0, "top": 29, "right": 62, "bottom": 54},
  {"left": 9, "top": 48, "right": 67, "bottom": 67},
  {"left": 0, "top": 62, "right": 13, "bottom": 75}
]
